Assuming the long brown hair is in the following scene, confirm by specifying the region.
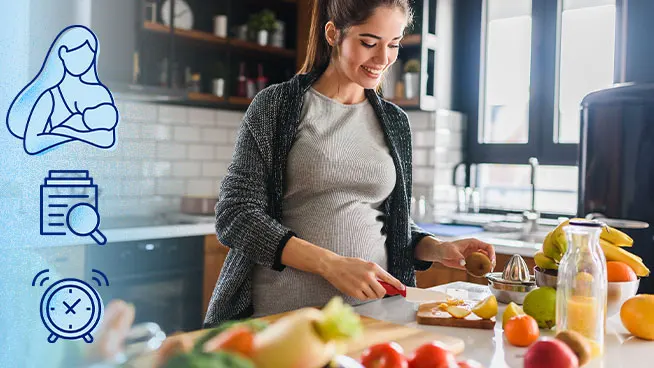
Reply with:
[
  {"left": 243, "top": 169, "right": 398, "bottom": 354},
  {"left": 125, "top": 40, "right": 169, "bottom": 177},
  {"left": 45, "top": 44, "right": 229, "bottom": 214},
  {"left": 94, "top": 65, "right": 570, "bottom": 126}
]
[{"left": 299, "top": 0, "right": 414, "bottom": 75}]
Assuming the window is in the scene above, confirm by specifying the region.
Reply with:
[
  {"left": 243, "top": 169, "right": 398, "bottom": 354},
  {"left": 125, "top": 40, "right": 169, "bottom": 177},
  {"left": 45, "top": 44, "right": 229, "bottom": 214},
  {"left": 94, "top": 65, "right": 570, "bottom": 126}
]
[{"left": 461, "top": 0, "right": 619, "bottom": 215}]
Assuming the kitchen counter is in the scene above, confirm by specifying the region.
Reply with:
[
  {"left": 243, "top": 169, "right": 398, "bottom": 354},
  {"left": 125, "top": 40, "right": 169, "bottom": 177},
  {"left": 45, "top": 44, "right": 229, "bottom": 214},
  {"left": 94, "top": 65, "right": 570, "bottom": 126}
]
[{"left": 353, "top": 281, "right": 653, "bottom": 368}]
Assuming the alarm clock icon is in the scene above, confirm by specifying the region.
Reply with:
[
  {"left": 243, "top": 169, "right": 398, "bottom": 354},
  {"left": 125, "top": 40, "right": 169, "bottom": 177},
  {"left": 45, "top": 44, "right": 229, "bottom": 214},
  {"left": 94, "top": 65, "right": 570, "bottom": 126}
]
[{"left": 40, "top": 278, "right": 103, "bottom": 343}]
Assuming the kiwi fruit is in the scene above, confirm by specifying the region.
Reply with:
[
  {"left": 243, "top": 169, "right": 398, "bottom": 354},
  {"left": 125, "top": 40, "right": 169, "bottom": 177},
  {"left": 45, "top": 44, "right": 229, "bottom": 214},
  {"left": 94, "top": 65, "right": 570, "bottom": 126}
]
[
  {"left": 555, "top": 330, "right": 592, "bottom": 366},
  {"left": 465, "top": 252, "right": 492, "bottom": 277}
]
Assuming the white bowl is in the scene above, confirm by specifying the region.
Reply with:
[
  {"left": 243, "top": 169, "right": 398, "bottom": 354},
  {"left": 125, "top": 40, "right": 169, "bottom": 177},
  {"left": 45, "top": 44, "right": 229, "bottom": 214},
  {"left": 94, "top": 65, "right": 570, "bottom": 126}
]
[{"left": 607, "top": 279, "right": 640, "bottom": 317}]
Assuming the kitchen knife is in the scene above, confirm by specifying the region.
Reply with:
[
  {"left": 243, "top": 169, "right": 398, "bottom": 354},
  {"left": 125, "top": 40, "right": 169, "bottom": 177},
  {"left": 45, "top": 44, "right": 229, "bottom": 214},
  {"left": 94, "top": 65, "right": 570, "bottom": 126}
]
[{"left": 379, "top": 281, "right": 449, "bottom": 303}]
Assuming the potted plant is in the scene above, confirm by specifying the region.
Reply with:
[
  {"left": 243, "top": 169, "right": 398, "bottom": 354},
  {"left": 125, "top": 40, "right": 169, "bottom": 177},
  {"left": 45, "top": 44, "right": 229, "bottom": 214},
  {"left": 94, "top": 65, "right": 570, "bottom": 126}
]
[
  {"left": 248, "top": 9, "right": 279, "bottom": 46},
  {"left": 403, "top": 58, "right": 420, "bottom": 99}
]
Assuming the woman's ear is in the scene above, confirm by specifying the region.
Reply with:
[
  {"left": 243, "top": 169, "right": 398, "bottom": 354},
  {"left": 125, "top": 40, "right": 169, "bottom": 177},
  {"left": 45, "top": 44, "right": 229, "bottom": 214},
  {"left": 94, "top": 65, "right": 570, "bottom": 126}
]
[
  {"left": 324, "top": 21, "right": 338, "bottom": 47},
  {"left": 58, "top": 46, "right": 69, "bottom": 61}
]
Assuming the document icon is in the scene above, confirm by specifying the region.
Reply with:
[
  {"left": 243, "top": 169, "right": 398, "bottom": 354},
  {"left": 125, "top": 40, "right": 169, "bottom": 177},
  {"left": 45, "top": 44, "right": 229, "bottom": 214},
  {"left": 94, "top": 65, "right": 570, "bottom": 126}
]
[{"left": 40, "top": 170, "right": 107, "bottom": 245}]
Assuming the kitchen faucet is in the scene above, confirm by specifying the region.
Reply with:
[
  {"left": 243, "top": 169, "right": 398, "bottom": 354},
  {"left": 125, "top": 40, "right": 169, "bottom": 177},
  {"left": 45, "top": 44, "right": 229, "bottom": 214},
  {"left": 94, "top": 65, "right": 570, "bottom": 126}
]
[{"left": 522, "top": 157, "right": 539, "bottom": 239}]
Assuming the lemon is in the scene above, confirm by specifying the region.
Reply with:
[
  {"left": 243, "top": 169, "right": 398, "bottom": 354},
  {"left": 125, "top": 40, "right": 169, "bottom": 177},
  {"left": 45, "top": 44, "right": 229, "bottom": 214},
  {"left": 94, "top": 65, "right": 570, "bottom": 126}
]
[
  {"left": 502, "top": 302, "right": 525, "bottom": 328},
  {"left": 472, "top": 295, "right": 498, "bottom": 320}
]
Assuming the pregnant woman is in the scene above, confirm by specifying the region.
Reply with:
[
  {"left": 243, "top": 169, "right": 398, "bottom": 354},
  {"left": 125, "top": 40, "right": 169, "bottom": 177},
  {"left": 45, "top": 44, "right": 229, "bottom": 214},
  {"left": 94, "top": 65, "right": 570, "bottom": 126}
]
[
  {"left": 205, "top": 0, "right": 495, "bottom": 326},
  {"left": 6, "top": 25, "right": 118, "bottom": 155}
]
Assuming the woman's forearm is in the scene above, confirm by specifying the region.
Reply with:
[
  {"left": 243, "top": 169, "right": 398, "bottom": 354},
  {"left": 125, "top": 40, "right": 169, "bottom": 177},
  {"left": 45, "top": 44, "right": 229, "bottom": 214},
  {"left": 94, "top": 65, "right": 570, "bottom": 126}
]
[
  {"left": 414, "top": 235, "right": 446, "bottom": 262},
  {"left": 280, "top": 236, "right": 338, "bottom": 276}
]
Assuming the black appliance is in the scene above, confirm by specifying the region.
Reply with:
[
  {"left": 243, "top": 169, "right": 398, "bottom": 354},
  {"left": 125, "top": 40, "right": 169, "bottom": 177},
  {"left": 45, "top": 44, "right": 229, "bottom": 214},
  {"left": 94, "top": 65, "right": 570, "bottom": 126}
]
[
  {"left": 578, "top": 83, "right": 654, "bottom": 293},
  {"left": 86, "top": 237, "right": 204, "bottom": 334}
]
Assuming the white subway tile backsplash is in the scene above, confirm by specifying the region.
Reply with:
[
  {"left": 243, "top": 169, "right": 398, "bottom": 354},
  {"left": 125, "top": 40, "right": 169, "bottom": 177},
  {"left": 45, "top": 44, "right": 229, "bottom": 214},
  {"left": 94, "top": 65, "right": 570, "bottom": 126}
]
[
  {"left": 143, "top": 161, "right": 172, "bottom": 178},
  {"left": 227, "top": 129, "right": 238, "bottom": 144},
  {"left": 188, "top": 145, "right": 215, "bottom": 160},
  {"left": 172, "top": 162, "right": 201, "bottom": 177},
  {"left": 156, "top": 178, "right": 186, "bottom": 196},
  {"left": 158, "top": 105, "right": 187, "bottom": 124},
  {"left": 188, "top": 107, "right": 216, "bottom": 127},
  {"left": 200, "top": 128, "right": 227, "bottom": 144},
  {"left": 173, "top": 126, "right": 201, "bottom": 142},
  {"left": 120, "top": 120, "right": 141, "bottom": 140},
  {"left": 121, "top": 141, "right": 156, "bottom": 158},
  {"left": 156, "top": 142, "right": 186, "bottom": 160},
  {"left": 413, "top": 167, "right": 435, "bottom": 185},
  {"left": 202, "top": 162, "right": 228, "bottom": 177},
  {"left": 216, "top": 110, "right": 244, "bottom": 127},
  {"left": 412, "top": 149, "right": 429, "bottom": 166},
  {"left": 186, "top": 179, "right": 217, "bottom": 196},
  {"left": 119, "top": 101, "right": 157, "bottom": 123},
  {"left": 215, "top": 145, "right": 234, "bottom": 160},
  {"left": 414, "top": 131, "right": 435, "bottom": 148},
  {"left": 141, "top": 124, "right": 172, "bottom": 141}
]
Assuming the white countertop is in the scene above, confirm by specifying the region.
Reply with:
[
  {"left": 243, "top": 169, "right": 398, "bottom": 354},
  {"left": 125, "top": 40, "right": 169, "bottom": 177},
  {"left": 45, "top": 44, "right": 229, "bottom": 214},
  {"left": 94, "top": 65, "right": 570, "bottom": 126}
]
[{"left": 353, "top": 282, "right": 653, "bottom": 368}]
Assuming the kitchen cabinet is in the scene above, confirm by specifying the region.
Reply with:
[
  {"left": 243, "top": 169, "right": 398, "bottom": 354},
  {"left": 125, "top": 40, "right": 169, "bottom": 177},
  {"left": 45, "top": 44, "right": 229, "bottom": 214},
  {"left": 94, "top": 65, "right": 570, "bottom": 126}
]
[
  {"left": 203, "top": 234, "right": 229, "bottom": 317},
  {"left": 416, "top": 254, "right": 536, "bottom": 288}
]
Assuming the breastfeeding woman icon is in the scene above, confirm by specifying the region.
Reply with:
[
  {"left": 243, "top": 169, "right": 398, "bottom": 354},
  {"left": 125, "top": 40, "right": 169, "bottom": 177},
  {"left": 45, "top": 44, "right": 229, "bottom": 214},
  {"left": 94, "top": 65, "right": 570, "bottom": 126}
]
[{"left": 6, "top": 25, "right": 119, "bottom": 155}]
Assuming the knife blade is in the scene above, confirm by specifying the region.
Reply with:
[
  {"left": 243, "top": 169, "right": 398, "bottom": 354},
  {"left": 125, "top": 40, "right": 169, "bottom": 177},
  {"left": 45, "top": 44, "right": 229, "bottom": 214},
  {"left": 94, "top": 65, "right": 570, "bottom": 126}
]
[{"left": 379, "top": 281, "right": 449, "bottom": 303}]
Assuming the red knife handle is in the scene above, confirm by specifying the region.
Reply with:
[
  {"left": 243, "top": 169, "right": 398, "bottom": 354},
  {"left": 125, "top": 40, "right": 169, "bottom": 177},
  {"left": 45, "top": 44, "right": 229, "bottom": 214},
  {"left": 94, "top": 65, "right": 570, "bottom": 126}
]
[{"left": 378, "top": 280, "right": 406, "bottom": 297}]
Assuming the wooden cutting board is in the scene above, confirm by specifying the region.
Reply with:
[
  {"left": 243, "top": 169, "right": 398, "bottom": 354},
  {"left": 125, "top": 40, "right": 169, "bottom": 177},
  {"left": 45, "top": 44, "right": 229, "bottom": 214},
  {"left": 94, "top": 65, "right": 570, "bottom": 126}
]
[
  {"left": 181, "top": 312, "right": 465, "bottom": 359},
  {"left": 417, "top": 301, "right": 496, "bottom": 330}
]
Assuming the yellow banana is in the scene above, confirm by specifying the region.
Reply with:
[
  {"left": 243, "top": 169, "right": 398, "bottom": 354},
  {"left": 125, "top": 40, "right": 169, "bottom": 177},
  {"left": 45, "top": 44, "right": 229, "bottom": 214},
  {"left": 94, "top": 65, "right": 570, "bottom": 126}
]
[
  {"left": 600, "top": 226, "right": 633, "bottom": 247},
  {"left": 542, "top": 219, "right": 569, "bottom": 262},
  {"left": 534, "top": 251, "right": 559, "bottom": 270},
  {"left": 600, "top": 239, "right": 650, "bottom": 277}
]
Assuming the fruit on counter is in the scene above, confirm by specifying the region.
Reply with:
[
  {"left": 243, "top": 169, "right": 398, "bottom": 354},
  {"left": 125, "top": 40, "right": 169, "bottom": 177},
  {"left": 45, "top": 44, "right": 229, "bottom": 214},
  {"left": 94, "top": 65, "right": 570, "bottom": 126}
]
[
  {"left": 408, "top": 341, "right": 458, "bottom": 368},
  {"left": 155, "top": 332, "right": 196, "bottom": 368},
  {"left": 163, "top": 351, "right": 255, "bottom": 368},
  {"left": 600, "top": 239, "right": 650, "bottom": 277},
  {"left": 533, "top": 251, "right": 559, "bottom": 270},
  {"left": 360, "top": 342, "right": 408, "bottom": 368},
  {"left": 446, "top": 306, "right": 472, "bottom": 319},
  {"left": 600, "top": 224, "right": 633, "bottom": 246},
  {"left": 471, "top": 295, "right": 498, "bottom": 320},
  {"left": 202, "top": 326, "right": 254, "bottom": 357},
  {"left": 504, "top": 315, "right": 539, "bottom": 347},
  {"left": 457, "top": 359, "right": 483, "bottom": 368},
  {"left": 523, "top": 338, "right": 578, "bottom": 368},
  {"left": 523, "top": 287, "right": 557, "bottom": 329},
  {"left": 252, "top": 297, "right": 362, "bottom": 368},
  {"left": 607, "top": 261, "right": 638, "bottom": 282},
  {"left": 465, "top": 252, "right": 493, "bottom": 277},
  {"left": 194, "top": 319, "right": 269, "bottom": 351},
  {"left": 620, "top": 294, "right": 654, "bottom": 340},
  {"left": 555, "top": 330, "right": 592, "bottom": 366},
  {"left": 542, "top": 220, "right": 569, "bottom": 262},
  {"left": 502, "top": 302, "right": 525, "bottom": 328}
]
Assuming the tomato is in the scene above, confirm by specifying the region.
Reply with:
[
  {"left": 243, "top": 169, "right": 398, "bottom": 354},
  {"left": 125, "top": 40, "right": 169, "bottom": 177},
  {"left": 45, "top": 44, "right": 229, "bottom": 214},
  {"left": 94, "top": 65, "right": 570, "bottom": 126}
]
[
  {"left": 361, "top": 342, "right": 409, "bottom": 368},
  {"left": 202, "top": 326, "right": 255, "bottom": 357},
  {"left": 408, "top": 342, "right": 458, "bottom": 368}
]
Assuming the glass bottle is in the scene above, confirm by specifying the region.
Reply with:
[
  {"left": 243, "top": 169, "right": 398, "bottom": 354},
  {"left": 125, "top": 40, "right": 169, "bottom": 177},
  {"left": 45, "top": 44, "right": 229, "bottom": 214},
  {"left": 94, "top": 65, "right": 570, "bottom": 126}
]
[{"left": 556, "top": 220, "right": 607, "bottom": 358}]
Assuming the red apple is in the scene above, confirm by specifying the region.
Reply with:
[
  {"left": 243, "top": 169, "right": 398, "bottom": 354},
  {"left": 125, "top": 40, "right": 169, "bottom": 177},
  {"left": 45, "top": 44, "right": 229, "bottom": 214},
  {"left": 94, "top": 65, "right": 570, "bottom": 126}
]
[
  {"left": 408, "top": 342, "right": 458, "bottom": 368},
  {"left": 524, "top": 338, "right": 578, "bottom": 368}
]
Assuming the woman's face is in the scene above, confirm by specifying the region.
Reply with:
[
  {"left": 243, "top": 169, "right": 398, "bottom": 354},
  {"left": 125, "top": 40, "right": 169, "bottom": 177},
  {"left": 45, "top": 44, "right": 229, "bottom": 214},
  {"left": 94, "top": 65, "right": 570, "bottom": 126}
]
[
  {"left": 59, "top": 42, "right": 95, "bottom": 76},
  {"left": 333, "top": 6, "right": 406, "bottom": 89}
]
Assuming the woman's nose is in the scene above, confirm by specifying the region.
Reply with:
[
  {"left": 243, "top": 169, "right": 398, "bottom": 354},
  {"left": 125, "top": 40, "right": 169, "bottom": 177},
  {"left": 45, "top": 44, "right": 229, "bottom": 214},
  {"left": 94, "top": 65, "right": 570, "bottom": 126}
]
[{"left": 373, "top": 47, "right": 388, "bottom": 64}]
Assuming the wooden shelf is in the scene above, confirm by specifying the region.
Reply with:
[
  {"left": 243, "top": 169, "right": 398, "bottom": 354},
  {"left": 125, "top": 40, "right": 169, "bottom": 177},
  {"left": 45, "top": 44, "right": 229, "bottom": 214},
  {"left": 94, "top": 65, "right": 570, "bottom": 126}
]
[
  {"left": 187, "top": 92, "right": 225, "bottom": 103},
  {"left": 389, "top": 97, "right": 420, "bottom": 108},
  {"left": 228, "top": 96, "right": 254, "bottom": 106},
  {"left": 143, "top": 21, "right": 295, "bottom": 58}
]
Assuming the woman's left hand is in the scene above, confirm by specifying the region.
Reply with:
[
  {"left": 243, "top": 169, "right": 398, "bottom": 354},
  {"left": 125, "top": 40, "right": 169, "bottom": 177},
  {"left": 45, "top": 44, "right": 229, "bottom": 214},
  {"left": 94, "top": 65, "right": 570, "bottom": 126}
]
[{"left": 417, "top": 237, "right": 496, "bottom": 271}]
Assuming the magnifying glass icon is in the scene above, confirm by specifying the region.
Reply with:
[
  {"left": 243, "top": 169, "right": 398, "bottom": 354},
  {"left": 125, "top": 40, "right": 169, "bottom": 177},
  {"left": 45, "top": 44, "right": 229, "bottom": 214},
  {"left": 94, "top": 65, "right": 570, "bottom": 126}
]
[{"left": 66, "top": 203, "right": 107, "bottom": 245}]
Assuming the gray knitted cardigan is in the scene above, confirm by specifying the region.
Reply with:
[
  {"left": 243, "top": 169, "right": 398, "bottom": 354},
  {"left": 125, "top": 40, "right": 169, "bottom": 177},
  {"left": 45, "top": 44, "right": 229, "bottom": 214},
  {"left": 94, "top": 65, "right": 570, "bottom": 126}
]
[{"left": 204, "top": 69, "right": 434, "bottom": 327}]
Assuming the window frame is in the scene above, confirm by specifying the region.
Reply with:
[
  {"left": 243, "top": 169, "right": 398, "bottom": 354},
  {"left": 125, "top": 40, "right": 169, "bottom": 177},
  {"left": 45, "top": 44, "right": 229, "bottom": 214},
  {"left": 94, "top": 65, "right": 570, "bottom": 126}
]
[{"left": 465, "top": 0, "right": 624, "bottom": 166}]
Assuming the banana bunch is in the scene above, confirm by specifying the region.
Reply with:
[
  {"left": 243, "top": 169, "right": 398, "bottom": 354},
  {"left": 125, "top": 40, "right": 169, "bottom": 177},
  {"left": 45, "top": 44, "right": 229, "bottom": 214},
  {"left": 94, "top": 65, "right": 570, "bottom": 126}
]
[{"left": 536, "top": 219, "right": 650, "bottom": 277}]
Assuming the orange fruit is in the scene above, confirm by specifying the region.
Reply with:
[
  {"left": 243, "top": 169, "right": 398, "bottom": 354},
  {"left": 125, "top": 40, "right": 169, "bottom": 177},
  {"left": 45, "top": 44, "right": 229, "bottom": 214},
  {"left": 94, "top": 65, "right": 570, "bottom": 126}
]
[
  {"left": 607, "top": 261, "right": 637, "bottom": 282},
  {"left": 505, "top": 314, "right": 540, "bottom": 347},
  {"left": 620, "top": 294, "right": 654, "bottom": 340}
]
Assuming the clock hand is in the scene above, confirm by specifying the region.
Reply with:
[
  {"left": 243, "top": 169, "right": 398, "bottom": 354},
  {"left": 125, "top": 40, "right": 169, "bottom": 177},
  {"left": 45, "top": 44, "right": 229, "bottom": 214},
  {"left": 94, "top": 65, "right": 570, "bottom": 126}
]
[{"left": 64, "top": 298, "right": 82, "bottom": 314}]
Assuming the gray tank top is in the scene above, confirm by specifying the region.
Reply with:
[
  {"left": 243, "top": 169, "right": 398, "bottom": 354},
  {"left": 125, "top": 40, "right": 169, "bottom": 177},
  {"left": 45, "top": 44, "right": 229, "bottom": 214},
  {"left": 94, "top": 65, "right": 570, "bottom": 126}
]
[{"left": 251, "top": 88, "right": 396, "bottom": 317}]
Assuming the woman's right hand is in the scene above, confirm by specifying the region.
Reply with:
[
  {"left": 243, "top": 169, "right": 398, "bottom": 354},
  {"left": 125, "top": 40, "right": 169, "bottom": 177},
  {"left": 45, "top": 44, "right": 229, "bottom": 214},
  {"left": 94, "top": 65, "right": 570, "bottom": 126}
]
[{"left": 320, "top": 255, "right": 405, "bottom": 301}]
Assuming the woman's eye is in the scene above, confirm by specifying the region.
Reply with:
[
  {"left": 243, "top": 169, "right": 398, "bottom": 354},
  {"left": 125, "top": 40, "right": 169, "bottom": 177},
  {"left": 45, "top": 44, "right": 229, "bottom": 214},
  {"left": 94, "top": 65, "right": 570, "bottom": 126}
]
[
  {"left": 389, "top": 44, "right": 400, "bottom": 49},
  {"left": 361, "top": 41, "right": 375, "bottom": 48}
]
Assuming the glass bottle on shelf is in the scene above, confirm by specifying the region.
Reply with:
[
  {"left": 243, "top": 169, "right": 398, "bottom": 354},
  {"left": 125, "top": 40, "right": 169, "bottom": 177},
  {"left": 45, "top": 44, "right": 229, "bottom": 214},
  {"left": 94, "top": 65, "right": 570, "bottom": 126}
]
[{"left": 556, "top": 220, "right": 607, "bottom": 358}]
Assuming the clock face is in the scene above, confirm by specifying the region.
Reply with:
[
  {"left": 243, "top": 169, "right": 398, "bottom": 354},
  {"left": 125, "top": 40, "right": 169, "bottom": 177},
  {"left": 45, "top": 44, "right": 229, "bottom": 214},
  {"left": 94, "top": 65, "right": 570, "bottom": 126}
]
[
  {"left": 161, "top": 0, "right": 194, "bottom": 30},
  {"left": 41, "top": 279, "right": 102, "bottom": 339},
  {"left": 47, "top": 285, "right": 95, "bottom": 333}
]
